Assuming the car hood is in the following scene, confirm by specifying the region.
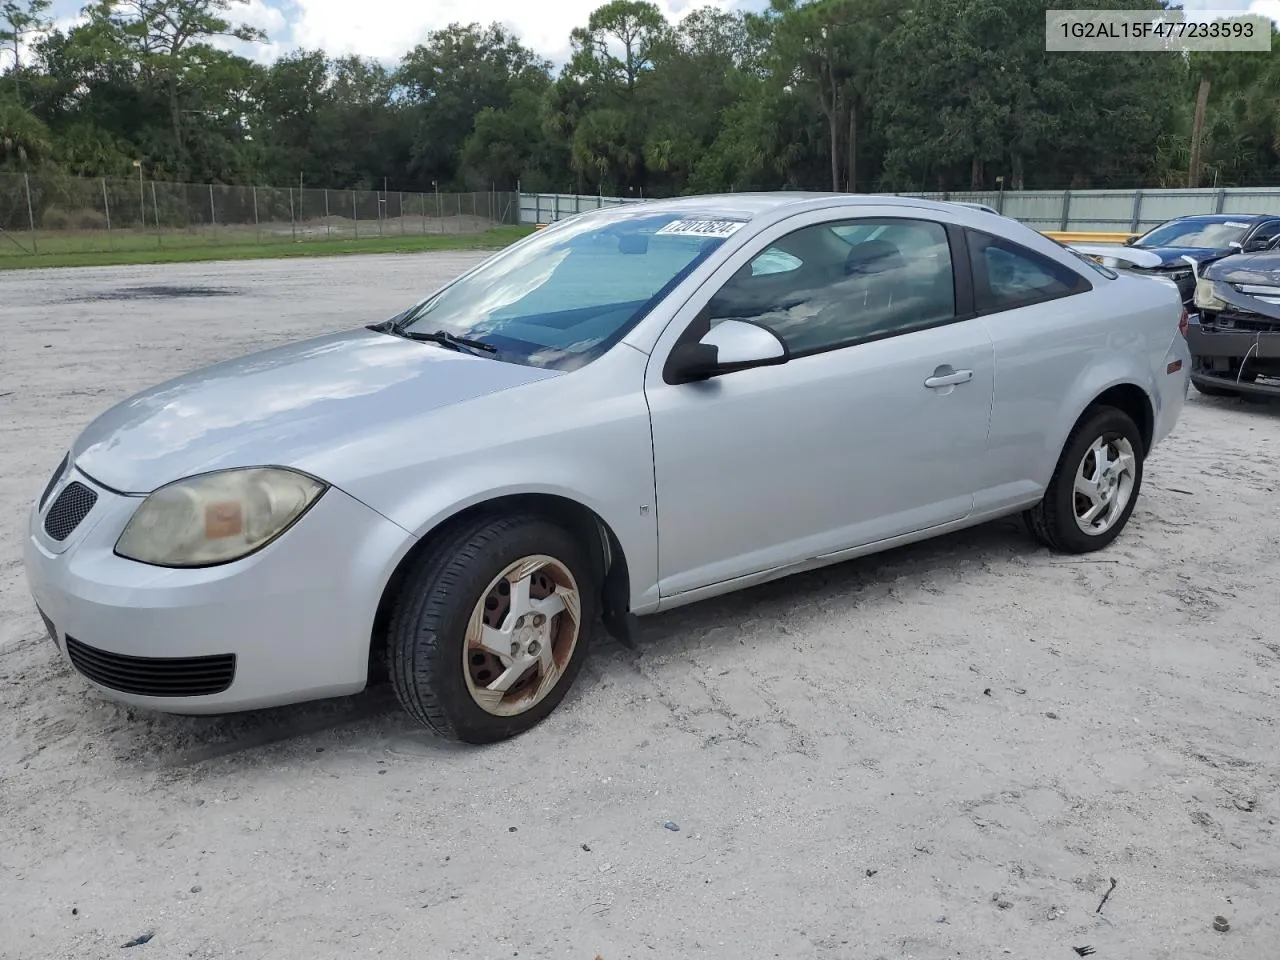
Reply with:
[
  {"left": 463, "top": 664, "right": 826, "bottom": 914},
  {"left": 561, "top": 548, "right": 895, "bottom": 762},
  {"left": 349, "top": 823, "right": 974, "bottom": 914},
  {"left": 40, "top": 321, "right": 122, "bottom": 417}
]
[
  {"left": 1202, "top": 250, "right": 1280, "bottom": 285},
  {"left": 1133, "top": 246, "right": 1225, "bottom": 267},
  {"left": 1200, "top": 251, "right": 1280, "bottom": 321},
  {"left": 70, "top": 328, "right": 562, "bottom": 494}
]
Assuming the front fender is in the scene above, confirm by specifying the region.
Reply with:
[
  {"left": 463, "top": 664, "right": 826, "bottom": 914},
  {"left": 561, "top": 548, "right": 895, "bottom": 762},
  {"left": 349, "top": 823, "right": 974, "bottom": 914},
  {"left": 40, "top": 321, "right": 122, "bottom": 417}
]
[{"left": 309, "top": 345, "right": 661, "bottom": 615}]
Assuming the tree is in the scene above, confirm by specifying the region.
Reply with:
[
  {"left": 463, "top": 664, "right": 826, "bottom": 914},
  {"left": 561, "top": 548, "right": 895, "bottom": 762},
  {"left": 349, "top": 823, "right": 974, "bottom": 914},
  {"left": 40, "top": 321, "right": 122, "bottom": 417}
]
[
  {"left": 0, "top": 0, "right": 51, "bottom": 104},
  {"left": 75, "top": 0, "right": 265, "bottom": 172},
  {"left": 639, "top": 7, "right": 753, "bottom": 192},
  {"left": 0, "top": 91, "right": 50, "bottom": 167},
  {"left": 398, "top": 22, "right": 550, "bottom": 187},
  {"left": 567, "top": 0, "right": 667, "bottom": 94}
]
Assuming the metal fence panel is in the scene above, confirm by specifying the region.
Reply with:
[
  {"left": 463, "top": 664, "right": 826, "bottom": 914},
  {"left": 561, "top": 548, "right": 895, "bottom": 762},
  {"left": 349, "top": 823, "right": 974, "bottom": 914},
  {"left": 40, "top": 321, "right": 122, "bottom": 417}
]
[
  {"left": 517, "top": 188, "right": 1280, "bottom": 236},
  {"left": 1000, "top": 192, "right": 1069, "bottom": 228},
  {"left": 1219, "top": 190, "right": 1280, "bottom": 216}
]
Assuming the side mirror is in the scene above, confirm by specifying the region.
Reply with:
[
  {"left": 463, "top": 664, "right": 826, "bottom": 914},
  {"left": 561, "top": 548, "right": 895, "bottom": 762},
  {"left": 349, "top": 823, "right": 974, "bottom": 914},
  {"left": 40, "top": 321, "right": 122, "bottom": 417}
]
[
  {"left": 664, "top": 319, "right": 790, "bottom": 385},
  {"left": 1244, "top": 238, "right": 1269, "bottom": 253},
  {"left": 1123, "top": 236, "right": 1137, "bottom": 246}
]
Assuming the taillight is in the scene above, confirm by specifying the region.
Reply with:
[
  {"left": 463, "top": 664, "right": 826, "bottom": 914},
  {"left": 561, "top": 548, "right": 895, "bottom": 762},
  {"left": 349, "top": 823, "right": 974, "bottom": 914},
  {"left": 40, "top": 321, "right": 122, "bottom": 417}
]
[{"left": 1179, "top": 309, "right": 1189, "bottom": 337}]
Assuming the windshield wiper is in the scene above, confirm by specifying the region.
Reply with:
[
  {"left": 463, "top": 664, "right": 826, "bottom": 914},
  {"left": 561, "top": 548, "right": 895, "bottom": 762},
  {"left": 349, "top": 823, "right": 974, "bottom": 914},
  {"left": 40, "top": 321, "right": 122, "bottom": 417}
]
[
  {"left": 396, "top": 327, "right": 497, "bottom": 355},
  {"left": 368, "top": 317, "right": 496, "bottom": 356}
]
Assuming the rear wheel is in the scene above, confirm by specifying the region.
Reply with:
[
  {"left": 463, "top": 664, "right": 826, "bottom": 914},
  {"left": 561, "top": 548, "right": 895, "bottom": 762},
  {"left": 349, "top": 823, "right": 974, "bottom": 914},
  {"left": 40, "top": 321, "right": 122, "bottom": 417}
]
[
  {"left": 386, "top": 514, "right": 597, "bottom": 743},
  {"left": 1024, "top": 406, "right": 1144, "bottom": 554}
]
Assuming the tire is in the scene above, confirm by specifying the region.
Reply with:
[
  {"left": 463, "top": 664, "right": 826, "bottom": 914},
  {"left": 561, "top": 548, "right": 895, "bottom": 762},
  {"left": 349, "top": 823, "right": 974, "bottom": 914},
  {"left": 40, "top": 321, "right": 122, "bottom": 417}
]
[
  {"left": 386, "top": 513, "right": 598, "bottom": 744},
  {"left": 1024, "top": 405, "right": 1145, "bottom": 554}
]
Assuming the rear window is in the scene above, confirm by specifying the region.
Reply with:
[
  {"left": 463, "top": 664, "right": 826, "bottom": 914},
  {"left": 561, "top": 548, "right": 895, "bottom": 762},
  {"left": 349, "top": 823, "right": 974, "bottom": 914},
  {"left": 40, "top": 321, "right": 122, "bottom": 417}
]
[{"left": 1044, "top": 236, "right": 1119, "bottom": 279}]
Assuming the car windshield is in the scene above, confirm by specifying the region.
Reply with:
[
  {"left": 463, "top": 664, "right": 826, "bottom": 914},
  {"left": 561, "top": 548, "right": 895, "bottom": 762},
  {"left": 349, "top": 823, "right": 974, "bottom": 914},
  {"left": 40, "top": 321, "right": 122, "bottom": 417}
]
[
  {"left": 395, "top": 210, "right": 743, "bottom": 370},
  {"left": 1136, "top": 219, "right": 1249, "bottom": 249}
]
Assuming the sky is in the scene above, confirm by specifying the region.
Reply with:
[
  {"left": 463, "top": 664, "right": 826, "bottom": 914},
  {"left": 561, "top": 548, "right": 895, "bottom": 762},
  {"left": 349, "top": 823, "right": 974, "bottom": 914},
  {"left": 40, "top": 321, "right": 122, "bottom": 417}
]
[{"left": 28, "top": 0, "right": 1280, "bottom": 69}]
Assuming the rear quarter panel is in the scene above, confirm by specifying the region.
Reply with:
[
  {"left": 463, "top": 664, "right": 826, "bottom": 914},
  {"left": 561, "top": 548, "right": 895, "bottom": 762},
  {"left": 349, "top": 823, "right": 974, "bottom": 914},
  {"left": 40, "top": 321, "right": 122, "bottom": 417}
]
[{"left": 977, "top": 272, "right": 1183, "bottom": 509}]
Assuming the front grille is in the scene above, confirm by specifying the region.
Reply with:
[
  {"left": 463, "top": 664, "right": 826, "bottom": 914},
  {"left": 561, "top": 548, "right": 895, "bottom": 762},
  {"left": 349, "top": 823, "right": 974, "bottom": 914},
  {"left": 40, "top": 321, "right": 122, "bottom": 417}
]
[
  {"left": 38, "top": 454, "right": 69, "bottom": 510},
  {"left": 43, "top": 481, "right": 97, "bottom": 541},
  {"left": 65, "top": 636, "right": 236, "bottom": 697}
]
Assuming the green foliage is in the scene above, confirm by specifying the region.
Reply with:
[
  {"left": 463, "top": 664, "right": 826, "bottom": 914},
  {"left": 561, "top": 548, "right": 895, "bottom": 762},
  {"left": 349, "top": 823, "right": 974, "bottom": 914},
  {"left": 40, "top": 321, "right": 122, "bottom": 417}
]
[{"left": 3, "top": 0, "right": 1280, "bottom": 193}]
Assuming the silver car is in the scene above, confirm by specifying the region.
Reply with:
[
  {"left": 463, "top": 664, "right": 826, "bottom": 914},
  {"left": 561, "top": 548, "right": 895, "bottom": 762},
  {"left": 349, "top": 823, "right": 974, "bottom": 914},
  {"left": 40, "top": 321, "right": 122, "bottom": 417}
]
[{"left": 24, "top": 193, "right": 1191, "bottom": 743}]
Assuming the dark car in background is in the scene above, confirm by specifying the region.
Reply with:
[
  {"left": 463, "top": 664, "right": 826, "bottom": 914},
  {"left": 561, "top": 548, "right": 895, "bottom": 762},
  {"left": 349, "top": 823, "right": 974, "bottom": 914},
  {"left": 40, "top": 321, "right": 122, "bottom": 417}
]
[
  {"left": 1123, "top": 214, "right": 1280, "bottom": 308},
  {"left": 1190, "top": 242, "right": 1280, "bottom": 398}
]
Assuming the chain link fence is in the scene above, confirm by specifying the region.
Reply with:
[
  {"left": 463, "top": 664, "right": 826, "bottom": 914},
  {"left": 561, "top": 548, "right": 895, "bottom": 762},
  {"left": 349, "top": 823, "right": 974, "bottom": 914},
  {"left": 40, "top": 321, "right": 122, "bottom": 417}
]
[{"left": 0, "top": 172, "right": 520, "bottom": 260}]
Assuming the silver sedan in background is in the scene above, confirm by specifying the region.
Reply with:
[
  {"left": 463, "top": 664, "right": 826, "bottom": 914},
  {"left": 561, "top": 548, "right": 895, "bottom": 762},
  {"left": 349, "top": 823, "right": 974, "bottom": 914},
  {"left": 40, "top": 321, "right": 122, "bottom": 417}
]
[{"left": 24, "top": 193, "right": 1191, "bottom": 743}]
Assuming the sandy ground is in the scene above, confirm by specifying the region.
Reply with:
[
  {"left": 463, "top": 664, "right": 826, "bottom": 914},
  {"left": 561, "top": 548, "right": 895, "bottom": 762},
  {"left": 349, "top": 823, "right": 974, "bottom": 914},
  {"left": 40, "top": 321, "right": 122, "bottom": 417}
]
[{"left": 1, "top": 254, "right": 1278, "bottom": 960}]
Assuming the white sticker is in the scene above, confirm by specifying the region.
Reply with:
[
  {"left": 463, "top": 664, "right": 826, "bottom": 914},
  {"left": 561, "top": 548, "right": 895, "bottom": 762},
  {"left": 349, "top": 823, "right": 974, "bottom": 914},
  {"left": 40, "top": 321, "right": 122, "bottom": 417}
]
[
  {"left": 654, "top": 218, "right": 746, "bottom": 239},
  {"left": 1224, "top": 221, "right": 1250, "bottom": 228}
]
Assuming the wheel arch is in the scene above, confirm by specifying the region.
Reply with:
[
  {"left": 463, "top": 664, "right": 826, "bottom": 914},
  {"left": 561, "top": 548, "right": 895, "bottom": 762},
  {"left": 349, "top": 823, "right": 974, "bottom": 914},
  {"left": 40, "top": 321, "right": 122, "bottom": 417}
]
[
  {"left": 1040, "top": 369, "right": 1157, "bottom": 489},
  {"left": 368, "top": 493, "right": 633, "bottom": 680},
  {"left": 1084, "top": 382, "right": 1155, "bottom": 454}
]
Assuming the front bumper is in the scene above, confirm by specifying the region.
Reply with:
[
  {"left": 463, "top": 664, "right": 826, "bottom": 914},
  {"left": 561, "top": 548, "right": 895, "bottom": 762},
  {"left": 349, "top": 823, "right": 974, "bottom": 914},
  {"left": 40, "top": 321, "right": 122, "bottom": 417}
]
[
  {"left": 24, "top": 466, "right": 413, "bottom": 713},
  {"left": 1186, "top": 325, "right": 1280, "bottom": 361},
  {"left": 1186, "top": 325, "right": 1280, "bottom": 397}
]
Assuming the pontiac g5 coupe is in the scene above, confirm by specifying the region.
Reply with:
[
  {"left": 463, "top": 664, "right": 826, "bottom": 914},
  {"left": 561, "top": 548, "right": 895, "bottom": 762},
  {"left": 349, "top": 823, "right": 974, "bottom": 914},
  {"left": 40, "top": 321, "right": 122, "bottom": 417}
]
[{"left": 25, "top": 194, "right": 1191, "bottom": 743}]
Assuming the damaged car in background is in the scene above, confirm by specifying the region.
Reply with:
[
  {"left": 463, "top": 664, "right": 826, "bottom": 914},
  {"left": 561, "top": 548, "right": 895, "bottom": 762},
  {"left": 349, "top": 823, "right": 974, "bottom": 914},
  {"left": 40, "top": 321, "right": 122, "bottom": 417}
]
[
  {"left": 1100, "top": 214, "right": 1280, "bottom": 310},
  {"left": 1190, "top": 240, "right": 1280, "bottom": 398}
]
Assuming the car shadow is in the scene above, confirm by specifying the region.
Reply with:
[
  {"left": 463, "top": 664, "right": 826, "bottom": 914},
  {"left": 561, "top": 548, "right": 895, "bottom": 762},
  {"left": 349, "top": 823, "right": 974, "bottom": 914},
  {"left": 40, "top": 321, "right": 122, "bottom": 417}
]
[
  {"left": 120, "top": 515, "right": 1041, "bottom": 771},
  {"left": 1192, "top": 390, "right": 1280, "bottom": 418}
]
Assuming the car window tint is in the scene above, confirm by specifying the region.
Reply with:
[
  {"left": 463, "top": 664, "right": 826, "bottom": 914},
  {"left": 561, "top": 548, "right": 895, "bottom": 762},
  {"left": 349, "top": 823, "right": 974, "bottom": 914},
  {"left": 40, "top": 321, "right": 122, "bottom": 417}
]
[
  {"left": 705, "top": 218, "right": 957, "bottom": 354},
  {"left": 968, "top": 231, "right": 1089, "bottom": 312},
  {"left": 1252, "top": 220, "right": 1280, "bottom": 243}
]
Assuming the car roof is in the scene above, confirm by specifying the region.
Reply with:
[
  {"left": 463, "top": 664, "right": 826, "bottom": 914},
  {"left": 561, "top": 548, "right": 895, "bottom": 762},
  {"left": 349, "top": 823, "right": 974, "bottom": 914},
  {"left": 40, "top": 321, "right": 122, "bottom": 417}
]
[
  {"left": 1160, "top": 213, "right": 1271, "bottom": 225},
  {"left": 581, "top": 192, "right": 1004, "bottom": 223}
]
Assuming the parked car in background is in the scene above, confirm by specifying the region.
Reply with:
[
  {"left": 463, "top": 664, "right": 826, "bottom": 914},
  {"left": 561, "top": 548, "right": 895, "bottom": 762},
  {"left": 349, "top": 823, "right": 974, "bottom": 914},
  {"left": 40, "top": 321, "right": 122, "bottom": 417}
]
[
  {"left": 1122, "top": 214, "right": 1280, "bottom": 308},
  {"left": 1190, "top": 239, "right": 1280, "bottom": 398},
  {"left": 25, "top": 193, "right": 1190, "bottom": 744}
]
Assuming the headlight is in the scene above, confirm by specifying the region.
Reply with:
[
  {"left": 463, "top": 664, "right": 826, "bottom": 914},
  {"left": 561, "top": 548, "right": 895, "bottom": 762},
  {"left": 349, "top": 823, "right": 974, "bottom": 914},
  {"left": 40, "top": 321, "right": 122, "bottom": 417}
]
[
  {"left": 1194, "top": 278, "right": 1227, "bottom": 311},
  {"left": 115, "top": 467, "right": 326, "bottom": 567}
]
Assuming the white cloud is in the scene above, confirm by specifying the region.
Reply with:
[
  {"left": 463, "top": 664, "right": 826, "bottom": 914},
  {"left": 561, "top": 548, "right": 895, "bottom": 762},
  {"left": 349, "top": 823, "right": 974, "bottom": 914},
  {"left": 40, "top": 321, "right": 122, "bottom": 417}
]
[
  {"left": 210, "top": 0, "right": 291, "bottom": 63},
  {"left": 1179, "top": 0, "right": 1280, "bottom": 20},
  {"left": 1246, "top": 0, "right": 1280, "bottom": 23},
  {"left": 282, "top": 0, "right": 734, "bottom": 66}
]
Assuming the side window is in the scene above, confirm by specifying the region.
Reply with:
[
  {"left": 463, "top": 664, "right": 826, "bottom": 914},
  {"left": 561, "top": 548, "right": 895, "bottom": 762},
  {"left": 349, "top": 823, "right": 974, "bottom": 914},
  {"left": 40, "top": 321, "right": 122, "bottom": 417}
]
[
  {"left": 705, "top": 218, "right": 958, "bottom": 354},
  {"left": 750, "top": 249, "right": 803, "bottom": 276},
  {"left": 968, "top": 231, "right": 1090, "bottom": 313},
  {"left": 1251, "top": 220, "right": 1280, "bottom": 245}
]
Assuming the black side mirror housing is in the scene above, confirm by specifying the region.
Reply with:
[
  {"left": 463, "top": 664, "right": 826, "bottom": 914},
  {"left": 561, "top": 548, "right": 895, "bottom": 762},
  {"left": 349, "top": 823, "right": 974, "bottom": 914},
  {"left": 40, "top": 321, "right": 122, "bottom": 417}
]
[
  {"left": 665, "top": 342, "right": 721, "bottom": 384},
  {"left": 663, "top": 319, "right": 790, "bottom": 385}
]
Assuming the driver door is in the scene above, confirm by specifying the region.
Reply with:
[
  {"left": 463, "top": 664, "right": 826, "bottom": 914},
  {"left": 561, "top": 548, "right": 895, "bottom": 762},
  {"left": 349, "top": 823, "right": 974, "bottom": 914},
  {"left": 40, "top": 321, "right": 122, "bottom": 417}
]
[{"left": 643, "top": 209, "right": 995, "bottom": 602}]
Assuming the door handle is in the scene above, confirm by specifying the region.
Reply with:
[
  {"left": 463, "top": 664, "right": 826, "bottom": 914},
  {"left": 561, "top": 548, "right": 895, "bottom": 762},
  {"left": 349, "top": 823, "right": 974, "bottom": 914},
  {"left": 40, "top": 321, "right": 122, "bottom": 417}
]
[{"left": 924, "top": 368, "right": 974, "bottom": 389}]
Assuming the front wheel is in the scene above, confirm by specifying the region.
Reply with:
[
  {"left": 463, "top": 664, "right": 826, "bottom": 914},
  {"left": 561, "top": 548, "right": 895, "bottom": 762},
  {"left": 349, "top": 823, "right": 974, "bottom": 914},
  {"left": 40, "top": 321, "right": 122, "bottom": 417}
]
[
  {"left": 1024, "top": 406, "right": 1144, "bottom": 554},
  {"left": 386, "top": 514, "right": 597, "bottom": 743}
]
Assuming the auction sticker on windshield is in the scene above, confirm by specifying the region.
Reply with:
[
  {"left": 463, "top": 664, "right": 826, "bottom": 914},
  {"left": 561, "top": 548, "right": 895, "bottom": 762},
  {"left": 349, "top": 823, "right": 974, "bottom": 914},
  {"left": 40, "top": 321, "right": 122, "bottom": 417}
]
[{"left": 655, "top": 218, "right": 747, "bottom": 239}]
